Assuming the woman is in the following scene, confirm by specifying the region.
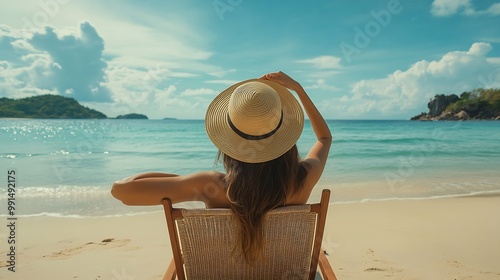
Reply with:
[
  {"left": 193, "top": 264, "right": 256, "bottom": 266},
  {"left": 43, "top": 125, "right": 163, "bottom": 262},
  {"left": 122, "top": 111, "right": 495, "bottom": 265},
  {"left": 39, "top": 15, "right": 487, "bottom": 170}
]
[{"left": 111, "top": 71, "right": 331, "bottom": 261}]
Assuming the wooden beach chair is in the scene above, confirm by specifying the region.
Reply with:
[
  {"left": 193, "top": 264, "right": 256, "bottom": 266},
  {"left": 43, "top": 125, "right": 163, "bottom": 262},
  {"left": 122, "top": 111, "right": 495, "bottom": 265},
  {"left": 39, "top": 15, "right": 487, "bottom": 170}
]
[{"left": 161, "top": 189, "right": 337, "bottom": 280}]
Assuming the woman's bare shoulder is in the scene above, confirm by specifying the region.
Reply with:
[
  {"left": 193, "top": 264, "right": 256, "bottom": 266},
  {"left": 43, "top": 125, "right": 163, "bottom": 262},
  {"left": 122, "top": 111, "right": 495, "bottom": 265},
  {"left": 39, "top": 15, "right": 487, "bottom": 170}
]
[
  {"left": 188, "top": 171, "right": 229, "bottom": 207},
  {"left": 187, "top": 170, "right": 225, "bottom": 184}
]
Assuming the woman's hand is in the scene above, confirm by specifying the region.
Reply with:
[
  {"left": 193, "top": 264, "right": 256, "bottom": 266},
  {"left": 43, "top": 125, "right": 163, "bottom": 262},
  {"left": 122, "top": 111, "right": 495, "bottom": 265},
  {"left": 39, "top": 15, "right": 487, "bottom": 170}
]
[{"left": 260, "top": 71, "right": 302, "bottom": 93}]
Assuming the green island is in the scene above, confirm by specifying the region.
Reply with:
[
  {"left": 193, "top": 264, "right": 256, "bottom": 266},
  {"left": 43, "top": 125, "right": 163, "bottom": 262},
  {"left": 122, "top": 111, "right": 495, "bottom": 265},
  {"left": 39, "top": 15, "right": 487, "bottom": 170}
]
[
  {"left": 411, "top": 88, "right": 500, "bottom": 120},
  {"left": 115, "top": 113, "right": 148, "bottom": 119},
  {"left": 0, "top": 95, "right": 151, "bottom": 119},
  {"left": 0, "top": 95, "right": 107, "bottom": 119}
]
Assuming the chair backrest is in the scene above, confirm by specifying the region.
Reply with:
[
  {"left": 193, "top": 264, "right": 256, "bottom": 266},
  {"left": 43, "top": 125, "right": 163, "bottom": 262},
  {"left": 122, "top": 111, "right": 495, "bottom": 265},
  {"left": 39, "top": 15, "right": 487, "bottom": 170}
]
[{"left": 162, "top": 189, "right": 330, "bottom": 280}]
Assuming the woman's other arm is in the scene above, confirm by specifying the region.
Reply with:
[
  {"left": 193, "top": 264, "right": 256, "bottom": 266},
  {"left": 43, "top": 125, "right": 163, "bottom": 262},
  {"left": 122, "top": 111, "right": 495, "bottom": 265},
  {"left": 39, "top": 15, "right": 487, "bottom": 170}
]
[{"left": 111, "top": 171, "right": 224, "bottom": 206}]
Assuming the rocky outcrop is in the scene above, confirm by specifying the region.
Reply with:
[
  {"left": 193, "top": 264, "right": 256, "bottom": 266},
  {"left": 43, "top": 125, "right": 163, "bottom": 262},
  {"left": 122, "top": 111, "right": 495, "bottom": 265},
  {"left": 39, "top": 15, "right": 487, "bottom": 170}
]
[
  {"left": 454, "top": 110, "right": 469, "bottom": 120},
  {"left": 410, "top": 113, "right": 428, "bottom": 120},
  {"left": 411, "top": 94, "right": 460, "bottom": 120},
  {"left": 436, "top": 110, "right": 469, "bottom": 121},
  {"left": 411, "top": 91, "right": 500, "bottom": 121},
  {"left": 428, "top": 94, "right": 459, "bottom": 117},
  {"left": 414, "top": 109, "right": 474, "bottom": 121}
]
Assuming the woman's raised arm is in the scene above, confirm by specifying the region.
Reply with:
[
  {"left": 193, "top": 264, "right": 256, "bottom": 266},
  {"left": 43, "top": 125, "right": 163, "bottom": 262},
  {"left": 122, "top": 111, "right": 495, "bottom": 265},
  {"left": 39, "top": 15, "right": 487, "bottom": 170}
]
[{"left": 260, "top": 71, "right": 332, "bottom": 190}]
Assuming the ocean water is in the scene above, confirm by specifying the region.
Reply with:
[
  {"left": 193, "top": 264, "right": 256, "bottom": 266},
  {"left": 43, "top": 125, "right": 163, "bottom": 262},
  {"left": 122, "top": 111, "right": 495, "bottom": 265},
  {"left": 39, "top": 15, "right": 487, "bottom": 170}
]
[{"left": 1, "top": 119, "right": 499, "bottom": 217}]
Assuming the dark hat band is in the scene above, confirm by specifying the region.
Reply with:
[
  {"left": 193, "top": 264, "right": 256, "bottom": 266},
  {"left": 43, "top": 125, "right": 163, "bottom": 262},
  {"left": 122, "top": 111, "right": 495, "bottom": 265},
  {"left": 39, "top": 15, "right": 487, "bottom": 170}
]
[{"left": 227, "top": 111, "right": 283, "bottom": 140}]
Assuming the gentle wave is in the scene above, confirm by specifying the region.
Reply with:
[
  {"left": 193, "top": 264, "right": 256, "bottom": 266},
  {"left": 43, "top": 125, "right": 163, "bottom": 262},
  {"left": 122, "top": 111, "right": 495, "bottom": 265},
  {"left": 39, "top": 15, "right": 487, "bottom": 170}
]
[
  {"left": 0, "top": 185, "right": 110, "bottom": 198},
  {"left": 331, "top": 189, "right": 500, "bottom": 205},
  {"left": 0, "top": 210, "right": 164, "bottom": 219},
  {"left": 3, "top": 189, "right": 500, "bottom": 218},
  {"left": 333, "top": 137, "right": 439, "bottom": 144}
]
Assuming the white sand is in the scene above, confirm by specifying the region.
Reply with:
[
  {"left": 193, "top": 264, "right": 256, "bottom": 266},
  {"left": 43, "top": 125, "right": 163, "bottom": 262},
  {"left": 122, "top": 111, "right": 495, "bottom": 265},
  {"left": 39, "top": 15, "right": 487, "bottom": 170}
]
[{"left": 1, "top": 195, "right": 499, "bottom": 279}]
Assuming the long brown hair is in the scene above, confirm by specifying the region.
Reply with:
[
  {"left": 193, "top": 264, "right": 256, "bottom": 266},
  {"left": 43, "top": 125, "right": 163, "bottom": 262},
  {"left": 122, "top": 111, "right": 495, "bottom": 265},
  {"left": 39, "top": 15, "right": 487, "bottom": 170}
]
[{"left": 217, "top": 145, "right": 309, "bottom": 263}]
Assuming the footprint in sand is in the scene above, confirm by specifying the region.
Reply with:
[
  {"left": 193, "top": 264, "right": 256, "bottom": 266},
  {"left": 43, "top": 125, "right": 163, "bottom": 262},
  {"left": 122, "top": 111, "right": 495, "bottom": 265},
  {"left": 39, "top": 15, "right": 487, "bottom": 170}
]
[
  {"left": 363, "top": 248, "right": 403, "bottom": 275},
  {"left": 364, "top": 267, "right": 386, "bottom": 272},
  {"left": 480, "top": 270, "right": 500, "bottom": 277},
  {"left": 448, "top": 260, "right": 461, "bottom": 268},
  {"left": 43, "top": 238, "right": 131, "bottom": 259}
]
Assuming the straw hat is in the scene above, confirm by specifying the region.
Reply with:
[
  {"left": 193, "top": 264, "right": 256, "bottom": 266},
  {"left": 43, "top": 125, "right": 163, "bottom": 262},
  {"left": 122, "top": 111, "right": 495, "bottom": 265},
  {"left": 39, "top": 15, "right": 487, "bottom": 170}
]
[{"left": 205, "top": 79, "right": 304, "bottom": 163}]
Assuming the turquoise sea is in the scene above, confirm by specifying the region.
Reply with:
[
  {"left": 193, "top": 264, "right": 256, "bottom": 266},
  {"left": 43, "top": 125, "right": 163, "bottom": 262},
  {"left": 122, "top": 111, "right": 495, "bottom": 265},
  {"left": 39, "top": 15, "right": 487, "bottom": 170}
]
[{"left": 1, "top": 119, "right": 500, "bottom": 217}]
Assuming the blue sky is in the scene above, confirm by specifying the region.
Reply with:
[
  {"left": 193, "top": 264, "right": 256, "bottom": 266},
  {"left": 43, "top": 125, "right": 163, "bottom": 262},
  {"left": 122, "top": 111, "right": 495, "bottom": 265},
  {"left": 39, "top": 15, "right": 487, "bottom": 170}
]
[{"left": 1, "top": 0, "right": 499, "bottom": 119}]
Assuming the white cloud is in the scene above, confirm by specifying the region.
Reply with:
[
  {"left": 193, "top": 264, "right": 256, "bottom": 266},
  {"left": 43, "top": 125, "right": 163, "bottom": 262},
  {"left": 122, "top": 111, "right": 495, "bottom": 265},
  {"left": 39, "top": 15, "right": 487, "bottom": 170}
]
[
  {"left": 153, "top": 84, "right": 204, "bottom": 119},
  {"left": 102, "top": 65, "right": 185, "bottom": 118},
  {"left": 0, "top": 2, "right": 255, "bottom": 119},
  {"left": 2, "top": 1, "right": 222, "bottom": 76},
  {"left": 340, "top": 95, "right": 350, "bottom": 102},
  {"left": 208, "top": 68, "right": 237, "bottom": 78},
  {"left": 0, "top": 19, "right": 230, "bottom": 119},
  {"left": 487, "top": 3, "right": 500, "bottom": 15},
  {"left": 204, "top": 79, "right": 239, "bottom": 85},
  {"left": 304, "top": 79, "right": 340, "bottom": 91},
  {"left": 297, "top": 55, "right": 342, "bottom": 69},
  {"left": 431, "top": 0, "right": 500, "bottom": 16},
  {"left": 329, "top": 42, "right": 500, "bottom": 118},
  {"left": 295, "top": 57, "right": 342, "bottom": 92},
  {"left": 180, "top": 87, "right": 217, "bottom": 96},
  {"left": 30, "top": 22, "right": 111, "bottom": 101},
  {"left": 154, "top": 85, "right": 179, "bottom": 105},
  {"left": 90, "top": 64, "right": 200, "bottom": 119},
  {"left": 431, "top": 0, "right": 473, "bottom": 16},
  {"left": 97, "top": 63, "right": 216, "bottom": 119},
  {"left": 0, "top": 22, "right": 112, "bottom": 102}
]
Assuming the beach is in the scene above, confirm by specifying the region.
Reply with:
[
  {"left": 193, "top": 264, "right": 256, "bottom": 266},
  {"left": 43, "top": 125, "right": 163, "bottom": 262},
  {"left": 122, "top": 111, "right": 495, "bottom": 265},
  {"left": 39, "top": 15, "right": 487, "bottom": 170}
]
[
  {"left": 1, "top": 193, "right": 499, "bottom": 280},
  {"left": 2, "top": 119, "right": 500, "bottom": 279}
]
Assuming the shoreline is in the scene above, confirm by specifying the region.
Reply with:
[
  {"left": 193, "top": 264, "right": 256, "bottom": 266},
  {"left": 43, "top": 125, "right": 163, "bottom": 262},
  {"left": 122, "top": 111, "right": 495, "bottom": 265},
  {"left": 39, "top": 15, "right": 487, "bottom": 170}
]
[
  {"left": 2, "top": 184, "right": 500, "bottom": 218},
  {"left": 1, "top": 187, "right": 500, "bottom": 219},
  {"left": 1, "top": 195, "right": 499, "bottom": 279}
]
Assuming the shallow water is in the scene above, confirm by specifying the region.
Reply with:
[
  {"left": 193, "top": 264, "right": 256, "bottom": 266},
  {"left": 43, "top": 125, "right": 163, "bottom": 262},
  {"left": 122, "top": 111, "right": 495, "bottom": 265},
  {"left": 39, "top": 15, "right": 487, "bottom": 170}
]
[{"left": 1, "top": 119, "right": 499, "bottom": 216}]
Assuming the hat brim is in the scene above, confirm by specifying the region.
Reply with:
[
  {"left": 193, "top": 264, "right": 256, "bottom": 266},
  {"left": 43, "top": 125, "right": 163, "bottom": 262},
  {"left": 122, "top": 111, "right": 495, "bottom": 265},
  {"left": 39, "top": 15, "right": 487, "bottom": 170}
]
[{"left": 205, "top": 79, "right": 304, "bottom": 163}]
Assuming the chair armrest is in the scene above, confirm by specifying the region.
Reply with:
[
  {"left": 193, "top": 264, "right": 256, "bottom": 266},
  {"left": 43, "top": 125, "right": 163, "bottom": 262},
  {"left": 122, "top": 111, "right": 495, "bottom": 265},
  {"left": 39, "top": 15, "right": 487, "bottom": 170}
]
[
  {"left": 162, "top": 259, "right": 177, "bottom": 280},
  {"left": 319, "top": 250, "right": 337, "bottom": 280}
]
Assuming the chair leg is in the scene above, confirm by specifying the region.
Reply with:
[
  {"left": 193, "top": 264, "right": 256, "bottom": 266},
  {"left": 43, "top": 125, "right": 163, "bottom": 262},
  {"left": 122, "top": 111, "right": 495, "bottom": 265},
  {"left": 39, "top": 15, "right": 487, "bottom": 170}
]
[
  {"left": 318, "top": 250, "right": 337, "bottom": 280},
  {"left": 163, "top": 259, "right": 177, "bottom": 280}
]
